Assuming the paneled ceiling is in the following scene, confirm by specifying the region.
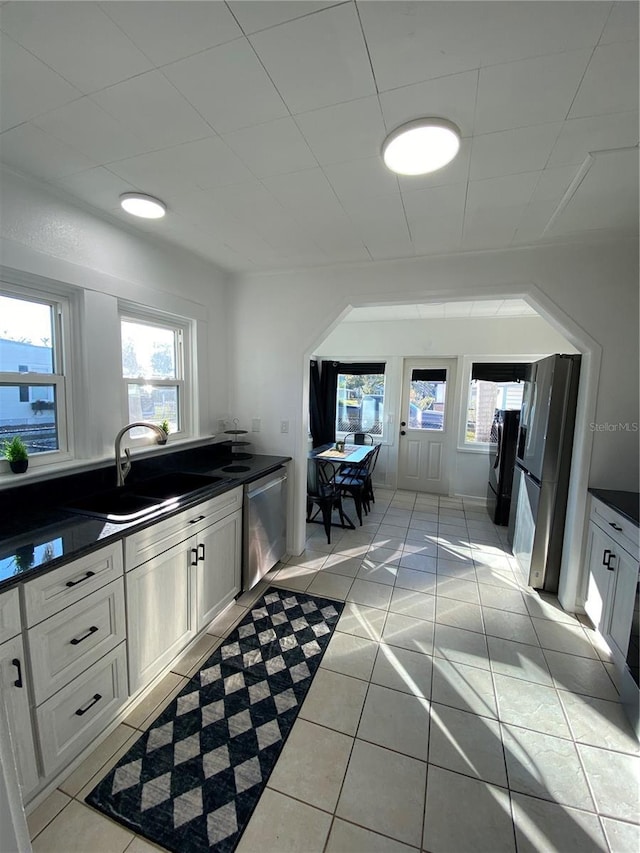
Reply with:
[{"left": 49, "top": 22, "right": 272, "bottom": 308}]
[{"left": 0, "top": 1, "right": 637, "bottom": 274}]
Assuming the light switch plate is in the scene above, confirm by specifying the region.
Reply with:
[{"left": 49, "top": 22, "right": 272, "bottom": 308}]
[{"left": 252, "top": 418, "right": 261, "bottom": 432}]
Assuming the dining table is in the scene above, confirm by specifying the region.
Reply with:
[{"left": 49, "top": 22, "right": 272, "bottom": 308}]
[{"left": 307, "top": 442, "right": 375, "bottom": 531}]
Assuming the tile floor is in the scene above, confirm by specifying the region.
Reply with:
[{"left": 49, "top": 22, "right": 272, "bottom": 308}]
[{"left": 27, "top": 489, "right": 640, "bottom": 853}]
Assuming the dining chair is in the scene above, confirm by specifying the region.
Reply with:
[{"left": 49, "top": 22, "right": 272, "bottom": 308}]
[
  {"left": 362, "top": 443, "right": 380, "bottom": 507},
  {"left": 335, "top": 454, "right": 372, "bottom": 525},
  {"left": 306, "top": 459, "right": 350, "bottom": 544},
  {"left": 353, "top": 432, "right": 374, "bottom": 445}
]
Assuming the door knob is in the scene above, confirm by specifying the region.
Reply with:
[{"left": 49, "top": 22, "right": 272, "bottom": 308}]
[
  {"left": 400, "top": 430, "right": 406, "bottom": 436},
  {"left": 400, "top": 421, "right": 407, "bottom": 427}
]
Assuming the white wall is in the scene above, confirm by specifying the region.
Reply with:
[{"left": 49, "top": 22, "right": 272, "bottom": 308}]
[
  {"left": 0, "top": 168, "right": 232, "bottom": 468},
  {"left": 229, "top": 238, "right": 638, "bottom": 609}
]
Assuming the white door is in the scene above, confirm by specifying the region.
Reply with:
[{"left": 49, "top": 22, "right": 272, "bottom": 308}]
[{"left": 397, "top": 359, "right": 456, "bottom": 494}]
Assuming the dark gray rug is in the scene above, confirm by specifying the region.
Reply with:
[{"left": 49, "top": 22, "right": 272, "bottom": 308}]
[{"left": 86, "top": 587, "right": 343, "bottom": 852}]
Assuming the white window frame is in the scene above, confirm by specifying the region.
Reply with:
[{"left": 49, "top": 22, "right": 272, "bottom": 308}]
[
  {"left": 0, "top": 282, "right": 72, "bottom": 471},
  {"left": 458, "top": 355, "right": 533, "bottom": 453},
  {"left": 119, "top": 306, "right": 193, "bottom": 444}
]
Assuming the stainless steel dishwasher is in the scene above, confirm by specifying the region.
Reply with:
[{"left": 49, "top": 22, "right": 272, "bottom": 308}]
[{"left": 243, "top": 467, "right": 287, "bottom": 591}]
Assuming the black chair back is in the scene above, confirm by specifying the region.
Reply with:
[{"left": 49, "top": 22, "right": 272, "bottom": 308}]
[{"left": 353, "top": 433, "right": 374, "bottom": 445}]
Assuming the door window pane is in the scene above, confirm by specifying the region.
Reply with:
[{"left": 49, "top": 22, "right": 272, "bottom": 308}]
[{"left": 409, "top": 374, "right": 446, "bottom": 431}]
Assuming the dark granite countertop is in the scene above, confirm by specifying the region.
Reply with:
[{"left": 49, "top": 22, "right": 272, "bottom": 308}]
[
  {"left": 0, "top": 446, "right": 290, "bottom": 594},
  {"left": 588, "top": 488, "right": 640, "bottom": 527}
]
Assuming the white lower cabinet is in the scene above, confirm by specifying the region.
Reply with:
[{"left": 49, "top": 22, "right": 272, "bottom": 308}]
[
  {"left": 126, "top": 540, "right": 196, "bottom": 693},
  {"left": 28, "top": 578, "right": 126, "bottom": 705},
  {"left": 19, "top": 541, "right": 128, "bottom": 793},
  {"left": 125, "top": 487, "right": 243, "bottom": 694},
  {"left": 3, "top": 483, "right": 246, "bottom": 805},
  {"left": 584, "top": 496, "right": 639, "bottom": 663},
  {"left": 0, "top": 632, "right": 39, "bottom": 798},
  {"left": 196, "top": 509, "right": 242, "bottom": 630},
  {"left": 35, "top": 643, "right": 128, "bottom": 777}
]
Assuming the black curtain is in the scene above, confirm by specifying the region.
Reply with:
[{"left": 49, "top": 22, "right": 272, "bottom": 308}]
[
  {"left": 308, "top": 360, "right": 340, "bottom": 448},
  {"left": 318, "top": 361, "right": 339, "bottom": 446},
  {"left": 471, "top": 363, "right": 529, "bottom": 382},
  {"left": 411, "top": 368, "right": 447, "bottom": 382},
  {"left": 309, "top": 360, "right": 323, "bottom": 447}
]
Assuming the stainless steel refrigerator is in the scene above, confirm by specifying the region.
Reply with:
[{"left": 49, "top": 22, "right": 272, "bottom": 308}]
[{"left": 510, "top": 354, "right": 581, "bottom": 591}]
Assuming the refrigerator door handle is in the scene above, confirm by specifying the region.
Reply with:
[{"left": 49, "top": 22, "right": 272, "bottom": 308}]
[{"left": 493, "top": 423, "right": 502, "bottom": 469}]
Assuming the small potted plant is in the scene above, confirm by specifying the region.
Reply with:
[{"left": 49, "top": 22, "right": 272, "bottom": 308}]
[
  {"left": 3, "top": 436, "right": 29, "bottom": 473},
  {"left": 160, "top": 419, "right": 170, "bottom": 436}
]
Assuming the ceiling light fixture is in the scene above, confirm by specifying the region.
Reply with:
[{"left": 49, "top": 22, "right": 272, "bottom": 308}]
[
  {"left": 120, "top": 192, "right": 166, "bottom": 219},
  {"left": 382, "top": 118, "right": 461, "bottom": 176}
]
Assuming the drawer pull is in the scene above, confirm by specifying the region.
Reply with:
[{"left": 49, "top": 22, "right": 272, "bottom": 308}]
[
  {"left": 75, "top": 693, "right": 102, "bottom": 716},
  {"left": 70, "top": 625, "right": 99, "bottom": 646},
  {"left": 191, "top": 547, "right": 198, "bottom": 567},
  {"left": 11, "top": 658, "right": 23, "bottom": 689},
  {"left": 609, "top": 522, "right": 623, "bottom": 532},
  {"left": 198, "top": 543, "right": 205, "bottom": 562},
  {"left": 189, "top": 515, "right": 206, "bottom": 524},
  {"left": 66, "top": 570, "right": 96, "bottom": 588},
  {"left": 603, "top": 549, "right": 616, "bottom": 571}
]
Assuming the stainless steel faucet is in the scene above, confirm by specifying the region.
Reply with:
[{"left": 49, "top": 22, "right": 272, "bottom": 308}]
[{"left": 115, "top": 422, "right": 167, "bottom": 487}]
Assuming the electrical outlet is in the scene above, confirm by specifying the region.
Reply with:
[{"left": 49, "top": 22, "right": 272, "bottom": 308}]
[
  {"left": 217, "top": 419, "right": 226, "bottom": 433},
  {"left": 251, "top": 418, "right": 261, "bottom": 433},
  {"left": 280, "top": 420, "right": 289, "bottom": 434}
]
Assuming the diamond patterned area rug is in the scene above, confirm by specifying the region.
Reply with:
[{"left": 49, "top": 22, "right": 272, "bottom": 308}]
[{"left": 86, "top": 587, "right": 343, "bottom": 853}]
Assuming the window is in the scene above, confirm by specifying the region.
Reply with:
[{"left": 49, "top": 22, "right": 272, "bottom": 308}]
[
  {"left": 0, "top": 291, "right": 69, "bottom": 462},
  {"left": 335, "top": 364, "right": 385, "bottom": 437},
  {"left": 465, "top": 362, "right": 527, "bottom": 445},
  {"left": 409, "top": 368, "right": 446, "bottom": 431},
  {"left": 120, "top": 313, "right": 190, "bottom": 438}
]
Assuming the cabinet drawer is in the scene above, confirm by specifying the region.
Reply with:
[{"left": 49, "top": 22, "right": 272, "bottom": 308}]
[
  {"left": 35, "top": 642, "right": 127, "bottom": 778},
  {"left": 125, "top": 486, "right": 243, "bottom": 570},
  {"left": 0, "top": 586, "right": 21, "bottom": 644},
  {"left": 23, "top": 542, "right": 124, "bottom": 627},
  {"left": 591, "top": 498, "right": 639, "bottom": 561},
  {"left": 29, "top": 578, "right": 126, "bottom": 705}
]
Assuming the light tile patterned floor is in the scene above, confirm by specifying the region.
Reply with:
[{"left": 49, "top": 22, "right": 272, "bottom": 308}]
[{"left": 28, "top": 489, "right": 640, "bottom": 853}]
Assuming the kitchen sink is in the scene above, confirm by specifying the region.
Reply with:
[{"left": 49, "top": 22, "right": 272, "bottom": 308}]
[
  {"left": 66, "top": 472, "right": 226, "bottom": 521},
  {"left": 132, "top": 471, "right": 224, "bottom": 500},
  {"left": 66, "top": 488, "right": 163, "bottom": 522}
]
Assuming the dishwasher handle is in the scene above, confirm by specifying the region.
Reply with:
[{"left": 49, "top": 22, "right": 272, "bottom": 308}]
[{"left": 246, "top": 474, "right": 287, "bottom": 499}]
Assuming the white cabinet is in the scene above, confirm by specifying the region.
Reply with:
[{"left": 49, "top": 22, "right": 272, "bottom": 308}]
[
  {"left": 22, "top": 541, "right": 128, "bottom": 783},
  {"left": 126, "top": 539, "right": 196, "bottom": 693},
  {"left": 28, "top": 578, "right": 126, "bottom": 705},
  {"left": 125, "top": 487, "right": 243, "bottom": 693},
  {"left": 0, "top": 587, "right": 38, "bottom": 798},
  {"left": 36, "top": 644, "right": 128, "bottom": 777},
  {"left": 195, "top": 508, "right": 242, "bottom": 630},
  {"left": 584, "top": 495, "right": 639, "bottom": 667}
]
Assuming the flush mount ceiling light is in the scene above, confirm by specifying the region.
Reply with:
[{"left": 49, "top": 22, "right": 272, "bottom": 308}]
[
  {"left": 119, "top": 192, "right": 166, "bottom": 219},
  {"left": 382, "top": 118, "right": 461, "bottom": 176}
]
